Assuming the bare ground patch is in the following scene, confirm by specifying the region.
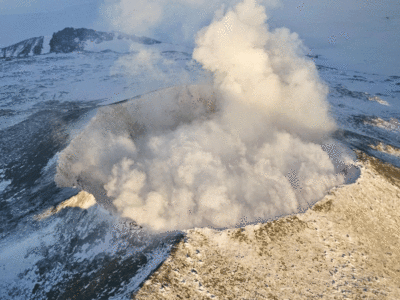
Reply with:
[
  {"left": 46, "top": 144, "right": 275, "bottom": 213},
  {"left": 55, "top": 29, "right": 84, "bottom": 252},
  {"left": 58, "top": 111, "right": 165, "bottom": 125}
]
[{"left": 133, "top": 153, "right": 400, "bottom": 299}]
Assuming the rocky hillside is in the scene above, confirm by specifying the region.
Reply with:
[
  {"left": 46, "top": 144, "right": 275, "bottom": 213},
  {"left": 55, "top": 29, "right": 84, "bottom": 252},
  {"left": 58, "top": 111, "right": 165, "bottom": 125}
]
[
  {"left": 133, "top": 153, "right": 400, "bottom": 299},
  {"left": 0, "top": 27, "right": 161, "bottom": 58},
  {"left": 49, "top": 27, "right": 161, "bottom": 54},
  {"left": 0, "top": 36, "right": 44, "bottom": 58}
]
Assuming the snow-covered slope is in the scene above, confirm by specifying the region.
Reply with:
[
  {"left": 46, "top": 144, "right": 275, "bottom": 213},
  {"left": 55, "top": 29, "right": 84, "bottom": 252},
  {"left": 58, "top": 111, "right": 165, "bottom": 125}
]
[{"left": 0, "top": 42, "right": 208, "bottom": 299}]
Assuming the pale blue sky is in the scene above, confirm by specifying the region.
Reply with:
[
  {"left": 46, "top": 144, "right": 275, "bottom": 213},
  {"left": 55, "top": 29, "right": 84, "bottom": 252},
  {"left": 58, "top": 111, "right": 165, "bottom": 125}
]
[
  {"left": 0, "top": 1, "right": 103, "bottom": 47},
  {"left": 0, "top": 0, "right": 398, "bottom": 75},
  {"left": 0, "top": 0, "right": 98, "bottom": 15}
]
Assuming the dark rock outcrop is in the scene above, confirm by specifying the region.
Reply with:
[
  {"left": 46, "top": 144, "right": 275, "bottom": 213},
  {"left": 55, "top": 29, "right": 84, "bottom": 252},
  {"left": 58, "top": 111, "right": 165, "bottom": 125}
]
[
  {"left": 0, "top": 27, "right": 162, "bottom": 58},
  {"left": 49, "top": 27, "right": 113, "bottom": 53},
  {"left": 1, "top": 36, "right": 44, "bottom": 58},
  {"left": 49, "top": 27, "right": 161, "bottom": 54}
]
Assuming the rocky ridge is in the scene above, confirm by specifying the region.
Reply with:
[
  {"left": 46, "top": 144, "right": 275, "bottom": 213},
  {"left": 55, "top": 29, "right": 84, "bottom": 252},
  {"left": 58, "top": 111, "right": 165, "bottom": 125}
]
[
  {"left": 0, "top": 27, "right": 161, "bottom": 59},
  {"left": 133, "top": 152, "right": 400, "bottom": 299}
]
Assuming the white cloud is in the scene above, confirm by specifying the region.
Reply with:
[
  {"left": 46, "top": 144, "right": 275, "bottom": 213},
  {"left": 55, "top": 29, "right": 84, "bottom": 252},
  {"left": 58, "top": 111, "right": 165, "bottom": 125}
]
[{"left": 56, "top": 0, "right": 350, "bottom": 232}]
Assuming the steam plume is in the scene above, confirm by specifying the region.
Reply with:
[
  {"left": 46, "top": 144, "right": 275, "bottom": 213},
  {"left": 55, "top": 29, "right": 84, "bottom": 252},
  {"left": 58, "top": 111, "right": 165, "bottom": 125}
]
[{"left": 56, "top": 0, "right": 347, "bottom": 231}]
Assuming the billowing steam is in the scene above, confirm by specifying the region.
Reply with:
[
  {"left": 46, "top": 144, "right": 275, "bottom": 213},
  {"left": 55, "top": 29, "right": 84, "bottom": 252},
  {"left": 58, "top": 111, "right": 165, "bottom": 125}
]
[
  {"left": 56, "top": 0, "right": 348, "bottom": 231},
  {"left": 100, "top": 0, "right": 280, "bottom": 44}
]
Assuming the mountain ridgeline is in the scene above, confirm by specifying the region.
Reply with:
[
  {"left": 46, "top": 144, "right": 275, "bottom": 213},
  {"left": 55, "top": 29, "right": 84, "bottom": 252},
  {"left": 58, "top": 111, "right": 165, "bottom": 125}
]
[
  {"left": 0, "top": 27, "right": 162, "bottom": 59},
  {"left": 1, "top": 36, "right": 44, "bottom": 58}
]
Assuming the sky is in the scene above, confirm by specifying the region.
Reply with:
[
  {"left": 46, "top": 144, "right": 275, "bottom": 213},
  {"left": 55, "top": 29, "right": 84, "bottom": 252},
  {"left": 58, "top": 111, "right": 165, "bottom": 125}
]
[
  {"left": 0, "top": 0, "right": 399, "bottom": 75},
  {"left": 0, "top": 0, "right": 98, "bottom": 15},
  {"left": 0, "top": 1, "right": 101, "bottom": 47}
]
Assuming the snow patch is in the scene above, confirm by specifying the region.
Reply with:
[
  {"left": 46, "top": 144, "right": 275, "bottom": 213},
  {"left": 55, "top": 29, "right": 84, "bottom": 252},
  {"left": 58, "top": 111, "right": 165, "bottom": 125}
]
[
  {"left": 370, "top": 142, "right": 400, "bottom": 158},
  {"left": 41, "top": 152, "right": 59, "bottom": 175},
  {"left": 83, "top": 38, "right": 131, "bottom": 53},
  {"left": 42, "top": 36, "right": 52, "bottom": 54},
  {"left": 366, "top": 117, "right": 400, "bottom": 132},
  {"left": 0, "top": 169, "right": 11, "bottom": 194},
  {"left": 0, "top": 179, "right": 11, "bottom": 194},
  {"left": 34, "top": 191, "right": 96, "bottom": 220},
  {"left": 368, "top": 95, "right": 389, "bottom": 106}
]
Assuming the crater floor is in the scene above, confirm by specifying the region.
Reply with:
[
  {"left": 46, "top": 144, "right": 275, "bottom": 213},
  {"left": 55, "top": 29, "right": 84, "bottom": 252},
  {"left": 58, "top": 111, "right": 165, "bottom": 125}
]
[{"left": 133, "top": 153, "right": 400, "bottom": 299}]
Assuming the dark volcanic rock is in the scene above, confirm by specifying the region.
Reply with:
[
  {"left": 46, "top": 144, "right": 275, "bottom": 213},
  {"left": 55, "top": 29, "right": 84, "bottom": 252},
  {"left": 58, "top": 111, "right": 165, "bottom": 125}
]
[
  {"left": 49, "top": 27, "right": 161, "bottom": 54},
  {"left": 49, "top": 27, "right": 113, "bottom": 53},
  {"left": 0, "top": 36, "right": 44, "bottom": 58},
  {"left": 1, "top": 27, "right": 162, "bottom": 58}
]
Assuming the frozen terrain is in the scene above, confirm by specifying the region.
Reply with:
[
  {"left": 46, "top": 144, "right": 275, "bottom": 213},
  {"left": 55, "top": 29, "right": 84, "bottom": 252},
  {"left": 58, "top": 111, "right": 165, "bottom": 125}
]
[
  {"left": 134, "top": 153, "right": 400, "bottom": 299},
  {"left": 0, "top": 30, "right": 206, "bottom": 299},
  {"left": 0, "top": 27, "right": 163, "bottom": 59},
  {"left": 0, "top": 0, "right": 399, "bottom": 299}
]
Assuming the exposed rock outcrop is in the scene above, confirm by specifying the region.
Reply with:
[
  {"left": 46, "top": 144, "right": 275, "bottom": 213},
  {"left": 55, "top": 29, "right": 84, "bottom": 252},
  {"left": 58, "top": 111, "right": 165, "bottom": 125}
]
[
  {"left": 0, "top": 27, "right": 162, "bottom": 58},
  {"left": 49, "top": 27, "right": 160, "bottom": 54},
  {"left": 0, "top": 36, "right": 44, "bottom": 58}
]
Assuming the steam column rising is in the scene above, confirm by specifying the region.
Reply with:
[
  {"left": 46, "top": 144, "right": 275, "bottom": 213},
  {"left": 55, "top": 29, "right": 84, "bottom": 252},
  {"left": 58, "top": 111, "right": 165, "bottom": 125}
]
[{"left": 56, "top": 0, "right": 347, "bottom": 232}]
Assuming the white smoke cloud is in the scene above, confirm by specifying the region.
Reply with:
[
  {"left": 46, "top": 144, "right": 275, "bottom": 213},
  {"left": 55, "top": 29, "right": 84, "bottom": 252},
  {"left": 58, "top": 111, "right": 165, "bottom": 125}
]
[
  {"left": 99, "top": 0, "right": 281, "bottom": 44},
  {"left": 56, "top": 0, "right": 350, "bottom": 232},
  {"left": 193, "top": 0, "right": 336, "bottom": 142},
  {"left": 100, "top": 0, "right": 164, "bottom": 37},
  {"left": 111, "top": 45, "right": 172, "bottom": 81},
  {"left": 100, "top": 0, "right": 281, "bottom": 89}
]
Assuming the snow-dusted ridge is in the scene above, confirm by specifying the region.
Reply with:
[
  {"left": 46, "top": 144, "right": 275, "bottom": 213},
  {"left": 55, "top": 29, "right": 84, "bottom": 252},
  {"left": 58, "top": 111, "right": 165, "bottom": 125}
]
[
  {"left": 0, "top": 36, "right": 44, "bottom": 58},
  {"left": 0, "top": 27, "right": 163, "bottom": 58}
]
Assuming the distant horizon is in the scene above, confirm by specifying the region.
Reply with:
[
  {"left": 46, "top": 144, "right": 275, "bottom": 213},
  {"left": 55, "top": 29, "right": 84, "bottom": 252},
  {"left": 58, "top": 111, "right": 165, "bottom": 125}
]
[
  {"left": 1, "top": 0, "right": 399, "bottom": 76},
  {"left": 0, "top": 0, "right": 100, "bottom": 16},
  {"left": 0, "top": 2, "right": 104, "bottom": 48},
  {"left": 0, "top": 26, "right": 162, "bottom": 48}
]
